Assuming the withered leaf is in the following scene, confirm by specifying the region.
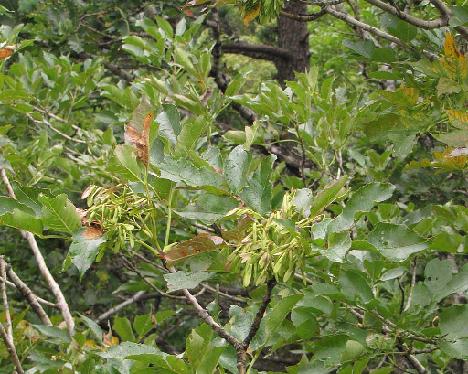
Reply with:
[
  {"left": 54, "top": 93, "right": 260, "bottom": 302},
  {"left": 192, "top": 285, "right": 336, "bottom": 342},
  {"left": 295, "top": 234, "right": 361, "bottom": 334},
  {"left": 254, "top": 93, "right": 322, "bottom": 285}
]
[
  {"left": 164, "top": 233, "right": 224, "bottom": 263},
  {"left": 0, "top": 46, "right": 14, "bottom": 60}
]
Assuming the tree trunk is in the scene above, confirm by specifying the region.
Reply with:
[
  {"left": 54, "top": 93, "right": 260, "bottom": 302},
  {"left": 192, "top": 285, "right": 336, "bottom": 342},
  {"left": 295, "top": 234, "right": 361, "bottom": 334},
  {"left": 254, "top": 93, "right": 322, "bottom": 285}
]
[{"left": 276, "top": 0, "right": 310, "bottom": 82}]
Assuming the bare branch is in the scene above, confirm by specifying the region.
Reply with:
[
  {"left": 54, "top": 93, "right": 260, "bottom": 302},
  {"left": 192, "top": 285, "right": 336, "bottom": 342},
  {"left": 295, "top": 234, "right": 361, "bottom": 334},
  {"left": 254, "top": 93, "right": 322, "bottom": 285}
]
[
  {"left": 222, "top": 42, "right": 292, "bottom": 61},
  {"left": 0, "top": 168, "right": 75, "bottom": 336},
  {"left": 0, "top": 257, "right": 24, "bottom": 374},
  {"left": 26, "top": 113, "right": 87, "bottom": 145},
  {"left": 0, "top": 257, "right": 14, "bottom": 343},
  {"left": 280, "top": 8, "right": 327, "bottom": 21},
  {"left": 0, "top": 323, "right": 23, "bottom": 374},
  {"left": 243, "top": 278, "right": 276, "bottom": 347},
  {"left": 365, "top": 0, "right": 447, "bottom": 29},
  {"left": 324, "top": 6, "right": 436, "bottom": 60},
  {"left": 403, "top": 258, "right": 417, "bottom": 312},
  {"left": 96, "top": 291, "right": 161, "bottom": 324},
  {"left": 182, "top": 287, "right": 243, "bottom": 349},
  {"left": 6, "top": 265, "right": 52, "bottom": 326}
]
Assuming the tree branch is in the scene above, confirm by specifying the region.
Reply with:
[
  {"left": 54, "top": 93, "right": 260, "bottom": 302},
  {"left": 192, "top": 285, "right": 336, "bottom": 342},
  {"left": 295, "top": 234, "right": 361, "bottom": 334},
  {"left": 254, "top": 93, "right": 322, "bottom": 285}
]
[
  {"left": 0, "top": 324, "right": 23, "bottom": 374},
  {"left": 0, "top": 168, "right": 75, "bottom": 336},
  {"left": 280, "top": 8, "right": 327, "bottom": 22},
  {"left": 0, "top": 257, "right": 14, "bottom": 345},
  {"left": 96, "top": 291, "right": 161, "bottom": 324},
  {"left": 243, "top": 278, "right": 276, "bottom": 347},
  {"left": 6, "top": 264, "right": 52, "bottom": 326},
  {"left": 365, "top": 0, "right": 448, "bottom": 29},
  {"left": 324, "top": 6, "right": 436, "bottom": 60},
  {"left": 0, "top": 257, "right": 24, "bottom": 374},
  {"left": 222, "top": 42, "right": 292, "bottom": 61}
]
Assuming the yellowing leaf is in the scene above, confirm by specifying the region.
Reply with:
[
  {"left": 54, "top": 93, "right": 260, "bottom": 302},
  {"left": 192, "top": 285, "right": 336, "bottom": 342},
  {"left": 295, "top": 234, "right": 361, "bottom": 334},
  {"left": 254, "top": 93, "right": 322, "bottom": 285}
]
[
  {"left": 446, "top": 110, "right": 468, "bottom": 126},
  {"left": 0, "top": 46, "right": 14, "bottom": 60},
  {"left": 400, "top": 87, "right": 419, "bottom": 105},
  {"left": 243, "top": 4, "right": 260, "bottom": 26},
  {"left": 444, "top": 33, "right": 461, "bottom": 59}
]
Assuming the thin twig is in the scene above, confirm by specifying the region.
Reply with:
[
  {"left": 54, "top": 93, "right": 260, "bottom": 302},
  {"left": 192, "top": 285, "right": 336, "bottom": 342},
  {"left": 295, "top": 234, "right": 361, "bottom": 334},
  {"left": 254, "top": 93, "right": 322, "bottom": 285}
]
[
  {"left": 1, "top": 168, "right": 75, "bottom": 336},
  {"left": 404, "top": 258, "right": 417, "bottom": 312},
  {"left": 96, "top": 291, "right": 154, "bottom": 324},
  {"left": 26, "top": 113, "right": 87, "bottom": 144},
  {"left": 0, "top": 275, "right": 55, "bottom": 307},
  {"left": 243, "top": 278, "right": 276, "bottom": 348}
]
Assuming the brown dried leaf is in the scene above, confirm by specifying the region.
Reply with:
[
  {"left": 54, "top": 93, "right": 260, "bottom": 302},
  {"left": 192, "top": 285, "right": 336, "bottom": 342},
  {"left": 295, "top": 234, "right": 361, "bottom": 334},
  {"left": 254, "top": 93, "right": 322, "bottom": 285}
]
[
  {"left": 124, "top": 111, "right": 153, "bottom": 165},
  {"left": 222, "top": 215, "right": 253, "bottom": 242},
  {"left": 164, "top": 233, "right": 224, "bottom": 263},
  {"left": 83, "top": 226, "right": 104, "bottom": 240},
  {"left": 0, "top": 46, "right": 14, "bottom": 60}
]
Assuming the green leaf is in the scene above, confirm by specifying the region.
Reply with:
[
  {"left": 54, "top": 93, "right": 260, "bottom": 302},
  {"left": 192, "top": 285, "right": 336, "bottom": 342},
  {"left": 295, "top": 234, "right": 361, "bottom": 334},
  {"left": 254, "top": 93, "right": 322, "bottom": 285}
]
[
  {"left": 99, "top": 342, "right": 159, "bottom": 359},
  {"left": 176, "top": 116, "right": 209, "bottom": 151},
  {"left": 33, "top": 325, "right": 71, "bottom": 344},
  {"left": 113, "top": 316, "right": 136, "bottom": 342},
  {"left": 81, "top": 314, "right": 103, "bottom": 344},
  {"left": 309, "top": 177, "right": 347, "bottom": 218},
  {"left": 329, "top": 183, "right": 395, "bottom": 232},
  {"left": 240, "top": 155, "right": 275, "bottom": 214},
  {"left": 0, "top": 203, "right": 43, "bottom": 235},
  {"left": 133, "top": 314, "right": 153, "bottom": 337},
  {"left": 381, "top": 14, "right": 417, "bottom": 42},
  {"left": 112, "top": 144, "right": 143, "bottom": 182},
  {"left": 163, "top": 271, "right": 211, "bottom": 292},
  {"left": 67, "top": 229, "right": 105, "bottom": 277},
  {"left": 440, "top": 305, "right": 468, "bottom": 359},
  {"left": 158, "top": 156, "right": 226, "bottom": 190},
  {"left": 225, "top": 145, "right": 251, "bottom": 193},
  {"left": 174, "top": 194, "right": 238, "bottom": 224},
  {"left": 324, "top": 231, "right": 352, "bottom": 263},
  {"left": 265, "top": 294, "right": 303, "bottom": 333},
  {"left": 368, "top": 223, "right": 427, "bottom": 262},
  {"left": 156, "top": 104, "right": 180, "bottom": 145},
  {"left": 0, "top": 196, "right": 27, "bottom": 215},
  {"left": 450, "top": 6, "right": 468, "bottom": 27},
  {"left": 186, "top": 325, "right": 224, "bottom": 374},
  {"left": 343, "top": 39, "right": 374, "bottom": 59},
  {"left": 39, "top": 194, "right": 80, "bottom": 234},
  {"left": 339, "top": 270, "right": 373, "bottom": 303}
]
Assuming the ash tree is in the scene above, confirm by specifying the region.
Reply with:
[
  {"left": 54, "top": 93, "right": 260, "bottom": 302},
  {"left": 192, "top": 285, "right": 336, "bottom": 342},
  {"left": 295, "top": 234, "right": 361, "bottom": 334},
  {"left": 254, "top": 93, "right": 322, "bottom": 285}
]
[{"left": 0, "top": 0, "right": 466, "bottom": 373}]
